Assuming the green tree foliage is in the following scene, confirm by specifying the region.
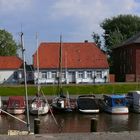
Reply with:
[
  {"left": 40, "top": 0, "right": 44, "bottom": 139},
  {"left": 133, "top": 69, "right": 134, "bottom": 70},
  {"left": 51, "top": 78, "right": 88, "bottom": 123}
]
[
  {"left": 101, "top": 14, "right": 140, "bottom": 54},
  {"left": 92, "top": 32, "right": 101, "bottom": 48},
  {"left": 0, "top": 29, "right": 18, "bottom": 56}
]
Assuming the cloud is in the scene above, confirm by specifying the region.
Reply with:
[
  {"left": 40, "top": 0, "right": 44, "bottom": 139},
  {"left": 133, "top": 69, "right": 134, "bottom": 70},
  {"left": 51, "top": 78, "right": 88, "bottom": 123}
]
[
  {"left": 50, "top": 0, "right": 138, "bottom": 18},
  {"left": 0, "top": 0, "right": 32, "bottom": 12},
  {"left": 49, "top": 0, "right": 140, "bottom": 36},
  {"left": 0, "top": 0, "right": 140, "bottom": 63}
]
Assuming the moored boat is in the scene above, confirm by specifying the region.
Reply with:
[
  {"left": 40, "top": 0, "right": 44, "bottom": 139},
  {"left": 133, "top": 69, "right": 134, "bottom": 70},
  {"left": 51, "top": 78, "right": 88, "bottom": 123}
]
[
  {"left": 100, "top": 94, "right": 128, "bottom": 114},
  {"left": 51, "top": 36, "right": 76, "bottom": 113},
  {"left": 30, "top": 93, "right": 49, "bottom": 115},
  {"left": 52, "top": 92, "right": 76, "bottom": 113},
  {"left": 77, "top": 94, "right": 99, "bottom": 114},
  {"left": 6, "top": 96, "right": 25, "bottom": 115},
  {"left": 126, "top": 91, "right": 140, "bottom": 113},
  {"left": 29, "top": 33, "right": 49, "bottom": 116}
]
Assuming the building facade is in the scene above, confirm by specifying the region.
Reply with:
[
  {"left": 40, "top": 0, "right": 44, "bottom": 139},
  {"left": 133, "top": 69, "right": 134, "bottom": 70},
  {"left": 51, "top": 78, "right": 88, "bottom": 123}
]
[
  {"left": 0, "top": 56, "right": 24, "bottom": 84},
  {"left": 112, "top": 32, "right": 140, "bottom": 82},
  {"left": 33, "top": 42, "right": 109, "bottom": 84},
  {"left": 0, "top": 56, "right": 34, "bottom": 84}
]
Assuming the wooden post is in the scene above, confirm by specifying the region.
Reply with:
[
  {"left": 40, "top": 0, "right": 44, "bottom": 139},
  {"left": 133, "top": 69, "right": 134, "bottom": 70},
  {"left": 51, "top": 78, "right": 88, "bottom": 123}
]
[
  {"left": 90, "top": 118, "right": 98, "bottom": 132},
  {"left": 34, "top": 118, "right": 40, "bottom": 134}
]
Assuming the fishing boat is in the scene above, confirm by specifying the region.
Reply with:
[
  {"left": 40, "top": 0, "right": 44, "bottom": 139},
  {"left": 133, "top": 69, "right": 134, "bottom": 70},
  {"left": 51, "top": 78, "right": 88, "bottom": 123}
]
[
  {"left": 77, "top": 94, "right": 99, "bottom": 114},
  {"left": 126, "top": 91, "right": 140, "bottom": 113},
  {"left": 6, "top": 96, "right": 25, "bottom": 115},
  {"left": 100, "top": 94, "right": 128, "bottom": 114},
  {"left": 51, "top": 36, "right": 76, "bottom": 113},
  {"left": 29, "top": 33, "right": 49, "bottom": 115}
]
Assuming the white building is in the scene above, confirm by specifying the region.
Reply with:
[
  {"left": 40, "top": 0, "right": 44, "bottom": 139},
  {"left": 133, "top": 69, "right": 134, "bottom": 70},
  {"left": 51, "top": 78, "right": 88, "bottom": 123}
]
[
  {"left": 0, "top": 56, "right": 23, "bottom": 84},
  {"left": 33, "top": 41, "right": 109, "bottom": 84},
  {"left": 0, "top": 56, "right": 34, "bottom": 84}
]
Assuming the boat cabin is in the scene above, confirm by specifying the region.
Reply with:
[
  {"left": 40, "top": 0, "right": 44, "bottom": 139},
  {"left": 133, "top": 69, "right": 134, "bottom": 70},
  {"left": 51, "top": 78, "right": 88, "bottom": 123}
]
[
  {"left": 103, "top": 95, "right": 127, "bottom": 107},
  {"left": 126, "top": 91, "right": 140, "bottom": 107},
  {"left": 7, "top": 96, "right": 25, "bottom": 108}
]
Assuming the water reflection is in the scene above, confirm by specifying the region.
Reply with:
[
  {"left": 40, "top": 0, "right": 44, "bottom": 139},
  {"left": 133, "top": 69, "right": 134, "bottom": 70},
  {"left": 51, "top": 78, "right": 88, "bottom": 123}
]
[
  {"left": 39, "top": 113, "right": 94, "bottom": 133},
  {"left": 0, "top": 115, "right": 26, "bottom": 134},
  {"left": 97, "top": 114, "right": 129, "bottom": 132},
  {"left": 128, "top": 113, "right": 140, "bottom": 131},
  {"left": 0, "top": 113, "right": 140, "bottom": 134}
]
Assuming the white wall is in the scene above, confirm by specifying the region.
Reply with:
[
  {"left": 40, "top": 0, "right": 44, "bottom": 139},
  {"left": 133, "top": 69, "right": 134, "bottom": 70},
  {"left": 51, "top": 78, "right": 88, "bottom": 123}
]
[
  {"left": 34, "top": 68, "right": 109, "bottom": 84},
  {"left": 0, "top": 70, "right": 15, "bottom": 84},
  {"left": 0, "top": 69, "right": 34, "bottom": 84}
]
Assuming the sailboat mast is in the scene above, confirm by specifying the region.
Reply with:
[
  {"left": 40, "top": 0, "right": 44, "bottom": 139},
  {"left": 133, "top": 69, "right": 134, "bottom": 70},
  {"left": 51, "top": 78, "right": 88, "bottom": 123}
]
[
  {"left": 58, "top": 35, "right": 63, "bottom": 92},
  {"left": 21, "top": 32, "right": 31, "bottom": 133},
  {"left": 36, "top": 33, "right": 40, "bottom": 94}
]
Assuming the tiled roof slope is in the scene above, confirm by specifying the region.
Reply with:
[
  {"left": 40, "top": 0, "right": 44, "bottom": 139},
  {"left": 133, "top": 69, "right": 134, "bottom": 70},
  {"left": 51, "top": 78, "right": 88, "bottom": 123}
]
[
  {"left": 0, "top": 56, "right": 23, "bottom": 69},
  {"left": 33, "top": 42, "right": 109, "bottom": 69}
]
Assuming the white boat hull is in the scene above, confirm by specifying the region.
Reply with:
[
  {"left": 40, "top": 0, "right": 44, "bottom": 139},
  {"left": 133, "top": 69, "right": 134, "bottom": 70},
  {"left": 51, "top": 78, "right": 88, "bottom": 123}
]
[
  {"left": 30, "top": 107, "right": 49, "bottom": 115},
  {"left": 104, "top": 106, "right": 128, "bottom": 114},
  {"left": 7, "top": 108, "right": 25, "bottom": 115},
  {"left": 79, "top": 109, "right": 99, "bottom": 114},
  {"left": 30, "top": 102, "right": 49, "bottom": 115}
]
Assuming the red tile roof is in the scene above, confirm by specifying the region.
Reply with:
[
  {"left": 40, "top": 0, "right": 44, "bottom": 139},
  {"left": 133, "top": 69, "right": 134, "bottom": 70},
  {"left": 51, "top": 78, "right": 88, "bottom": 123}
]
[
  {"left": 0, "top": 56, "right": 23, "bottom": 69},
  {"left": 33, "top": 42, "right": 109, "bottom": 69}
]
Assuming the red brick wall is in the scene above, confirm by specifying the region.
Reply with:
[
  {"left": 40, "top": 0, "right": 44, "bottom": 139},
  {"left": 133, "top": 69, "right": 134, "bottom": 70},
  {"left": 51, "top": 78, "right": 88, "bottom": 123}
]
[
  {"left": 125, "top": 74, "right": 135, "bottom": 82},
  {"left": 109, "top": 74, "right": 115, "bottom": 83}
]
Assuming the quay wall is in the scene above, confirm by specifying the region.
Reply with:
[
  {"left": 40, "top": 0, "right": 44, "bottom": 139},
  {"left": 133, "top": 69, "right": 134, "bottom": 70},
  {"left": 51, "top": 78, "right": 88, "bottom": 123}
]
[{"left": 0, "top": 131, "right": 140, "bottom": 140}]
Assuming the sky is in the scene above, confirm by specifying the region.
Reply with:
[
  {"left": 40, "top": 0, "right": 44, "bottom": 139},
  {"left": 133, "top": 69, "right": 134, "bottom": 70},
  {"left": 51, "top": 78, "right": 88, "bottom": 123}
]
[{"left": 0, "top": 0, "right": 140, "bottom": 64}]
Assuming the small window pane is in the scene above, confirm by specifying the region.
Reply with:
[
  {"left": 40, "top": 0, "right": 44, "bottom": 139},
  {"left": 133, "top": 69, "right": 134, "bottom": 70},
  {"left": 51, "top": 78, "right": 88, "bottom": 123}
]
[
  {"left": 96, "top": 71, "right": 102, "bottom": 78},
  {"left": 52, "top": 72, "right": 57, "bottom": 79},
  {"left": 78, "top": 71, "right": 84, "bottom": 78},
  {"left": 42, "top": 72, "right": 47, "bottom": 78},
  {"left": 87, "top": 71, "right": 92, "bottom": 78}
]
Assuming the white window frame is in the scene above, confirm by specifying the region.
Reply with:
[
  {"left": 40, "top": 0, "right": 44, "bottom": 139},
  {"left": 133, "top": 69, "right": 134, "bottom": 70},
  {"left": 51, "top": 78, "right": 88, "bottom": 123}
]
[
  {"left": 96, "top": 71, "right": 102, "bottom": 78},
  {"left": 42, "top": 72, "right": 47, "bottom": 78},
  {"left": 78, "top": 71, "right": 84, "bottom": 79},
  {"left": 51, "top": 71, "right": 57, "bottom": 79},
  {"left": 87, "top": 71, "right": 92, "bottom": 79},
  {"left": 61, "top": 72, "right": 65, "bottom": 79}
]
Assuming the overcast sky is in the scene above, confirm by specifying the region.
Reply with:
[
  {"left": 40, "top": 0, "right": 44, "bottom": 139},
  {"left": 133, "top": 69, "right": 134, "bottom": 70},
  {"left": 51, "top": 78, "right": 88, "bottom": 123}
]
[{"left": 0, "top": 0, "right": 140, "bottom": 63}]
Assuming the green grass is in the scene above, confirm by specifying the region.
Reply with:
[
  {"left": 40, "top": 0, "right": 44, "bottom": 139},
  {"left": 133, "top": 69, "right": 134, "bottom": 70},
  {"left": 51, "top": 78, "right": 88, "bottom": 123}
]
[{"left": 0, "top": 83, "right": 140, "bottom": 96}]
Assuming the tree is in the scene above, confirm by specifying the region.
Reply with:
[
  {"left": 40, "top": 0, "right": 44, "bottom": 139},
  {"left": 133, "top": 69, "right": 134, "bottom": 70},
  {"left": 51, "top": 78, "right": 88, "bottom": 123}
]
[
  {"left": 0, "top": 29, "right": 18, "bottom": 56},
  {"left": 100, "top": 14, "right": 140, "bottom": 54},
  {"left": 92, "top": 32, "right": 101, "bottom": 48}
]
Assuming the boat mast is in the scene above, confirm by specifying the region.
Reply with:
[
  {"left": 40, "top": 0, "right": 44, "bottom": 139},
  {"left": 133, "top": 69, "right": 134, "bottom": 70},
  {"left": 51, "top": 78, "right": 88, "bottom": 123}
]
[
  {"left": 36, "top": 32, "right": 40, "bottom": 117},
  {"left": 65, "top": 51, "right": 67, "bottom": 84},
  {"left": 36, "top": 33, "right": 40, "bottom": 94},
  {"left": 58, "top": 35, "right": 63, "bottom": 95},
  {"left": 21, "top": 32, "right": 31, "bottom": 133}
]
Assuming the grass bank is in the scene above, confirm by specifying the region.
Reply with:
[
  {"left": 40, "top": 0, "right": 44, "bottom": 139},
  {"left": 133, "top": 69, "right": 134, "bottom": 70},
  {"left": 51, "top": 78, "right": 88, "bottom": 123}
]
[{"left": 0, "top": 83, "right": 140, "bottom": 96}]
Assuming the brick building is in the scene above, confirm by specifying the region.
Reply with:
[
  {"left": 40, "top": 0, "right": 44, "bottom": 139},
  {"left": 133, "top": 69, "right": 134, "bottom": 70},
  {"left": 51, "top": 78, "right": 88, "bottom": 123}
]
[{"left": 112, "top": 32, "right": 140, "bottom": 82}]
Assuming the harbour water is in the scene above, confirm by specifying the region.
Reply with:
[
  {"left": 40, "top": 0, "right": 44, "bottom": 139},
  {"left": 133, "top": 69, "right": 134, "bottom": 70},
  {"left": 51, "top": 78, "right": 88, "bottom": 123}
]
[{"left": 0, "top": 112, "right": 140, "bottom": 134}]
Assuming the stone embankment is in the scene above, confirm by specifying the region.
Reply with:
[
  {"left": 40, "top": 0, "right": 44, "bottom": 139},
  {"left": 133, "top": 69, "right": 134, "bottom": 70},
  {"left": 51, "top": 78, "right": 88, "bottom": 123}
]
[{"left": 0, "top": 131, "right": 140, "bottom": 140}]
